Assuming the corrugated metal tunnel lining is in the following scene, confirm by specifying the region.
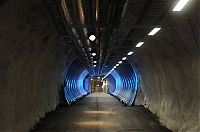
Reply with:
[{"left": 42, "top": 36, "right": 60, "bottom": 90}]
[
  {"left": 0, "top": 0, "right": 199, "bottom": 132},
  {"left": 63, "top": 59, "right": 139, "bottom": 106},
  {"left": 108, "top": 61, "right": 138, "bottom": 106}
]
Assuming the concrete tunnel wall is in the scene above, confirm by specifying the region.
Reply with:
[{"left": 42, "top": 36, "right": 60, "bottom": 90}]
[
  {"left": 0, "top": 0, "right": 76, "bottom": 131},
  {"left": 0, "top": 0, "right": 199, "bottom": 132},
  {"left": 128, "top": 0, "right": 200, "bottom": 131}
]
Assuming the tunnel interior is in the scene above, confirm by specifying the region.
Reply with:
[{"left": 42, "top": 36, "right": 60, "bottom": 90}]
[
  {"left": 63, "top": 58, "right": 139, "bottom": 106},
  {"left": 0, "top": 0, "right": 199, "bottom": 131}
]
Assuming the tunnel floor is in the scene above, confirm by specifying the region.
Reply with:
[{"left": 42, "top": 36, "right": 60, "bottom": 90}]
[{"left": 32, "top": 93, "right": 171, "bottom": 132}]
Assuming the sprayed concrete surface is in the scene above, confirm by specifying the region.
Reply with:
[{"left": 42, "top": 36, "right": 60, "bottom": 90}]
[
  {"left": 130, "top": 0, "right": 200, "bottom": 131},
  {"left": 0, "top": 0, "right": 74, "bottom": 131}
]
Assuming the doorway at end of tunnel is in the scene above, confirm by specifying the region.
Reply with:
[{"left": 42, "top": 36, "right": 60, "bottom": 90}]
[{"left": 89, "top": 77, "right": 108, "bottom": 93}]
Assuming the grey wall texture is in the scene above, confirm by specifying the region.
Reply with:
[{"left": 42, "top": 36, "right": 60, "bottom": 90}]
[
  {"left": 131, "top": 0, "right": 200, "bottom": 131},
  {"left": 0, "top": 0, "right": 75, "bottom": 131}
]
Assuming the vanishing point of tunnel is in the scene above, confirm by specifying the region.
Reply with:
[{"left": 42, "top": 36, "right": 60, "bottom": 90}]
[{"left": 0, "top": 0, "right": 199, "bottom": 132}]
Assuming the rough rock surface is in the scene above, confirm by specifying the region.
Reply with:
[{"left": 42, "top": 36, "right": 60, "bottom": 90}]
[
  {"left": 131, "top": 0, "right": 200, "bottom": 131},
  {"left": 0, "top": 0, "right": 73, "bottom": 131}
]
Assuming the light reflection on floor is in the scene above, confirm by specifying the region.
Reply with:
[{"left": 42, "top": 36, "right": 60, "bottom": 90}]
[
  {"left": 83, "top": 110, "right": 118, "bottom": 115},
  {"left": 72, "top": 121, "right": 120, "bottom": 128}
]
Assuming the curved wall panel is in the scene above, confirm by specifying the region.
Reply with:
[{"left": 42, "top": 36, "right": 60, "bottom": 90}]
[
  {"left": 107, "top": 75, "right": 116, "bottom": 93},
  {"left": 83, "top": 78, "right": 90, "bottom": 93},
  {"left": 64, "top": 60, "right": 89, "bottom": 104},
  {"left": 108, "top": 61, "right": 139, "bottom": 106}
]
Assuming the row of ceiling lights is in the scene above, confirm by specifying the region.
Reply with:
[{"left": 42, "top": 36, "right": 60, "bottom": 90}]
[
  {"left": 91, "top": 52, "right": 97, "bottom": 67},
  {"left": 101, "top": 0, "right": 191, "bottom": 80},
  {"left": 85, "top": 0, "right": 190, "bottom": 77},
  {"left": 102, "top": 27, "right": 162, "bottom": 80},
  {"left": 88, "top": 34, "right": 97, "bottom": 69},
  {"left": 103, "top": 28, "right": 161, "bottom": 79}
]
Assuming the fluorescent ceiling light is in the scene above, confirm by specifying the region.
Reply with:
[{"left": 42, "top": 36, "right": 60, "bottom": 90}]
[
  {"left": 127, "top": 51, "right": 134, "bottom": 56},
  {"left": 116, "top": 64, "right": 119, "bottom": 66},
  {"left": 173, "top": 0, "right": 190, "bottom": 11},
  {"left": 88, "top": 47, "right": 92, "bottom": 51},
  {"left": 118, "top": 61, "right": 122, "bottom": 64},
  {"left": 94, "top": 61, "right": 97, "bottom": 63},
  {"left": 122, "top": 57, "right": 127, "bottom": 60},
  {"left": 92, "top": 53, "right": 96, "bottom": 56},
  {"left": 114, "top": 66, "right": 116, "bottom": 68},
  {"left": 148, "top": 28, "right": 161, "bottom": 35},
  {"left": 135, "top": 42, "right": 144, "bottom": 47},
  {"left": 89, "top": 35, "right": 96, "bottom": 41}
]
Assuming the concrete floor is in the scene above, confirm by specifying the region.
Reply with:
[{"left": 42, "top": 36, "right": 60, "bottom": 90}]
[{"left": 31, "top": 93, "right": 172, "bottom": 132}]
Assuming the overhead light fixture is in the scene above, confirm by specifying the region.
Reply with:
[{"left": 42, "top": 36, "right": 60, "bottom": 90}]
[
  {"left": 148, "top": 28, "right": 161, "bottom": 35},
  {"left": 92, "top": 53, "right": 96, "bottom": 56},
  {"left": 118, "top": 61, "right": 122, "bottom": 64},
  {"left": 127, "top": 51, "right": 134, "bottom": 56},
  {"left": 94, "top": 65, "right": 96, "bottom": 67},
  {"left": 135, "top": 42, "right": 144, "bottom": 47},
  {"left": 116, "top": 64, "right": 119, "bottom": 66},
  {"left": 173, "top": 0, "right": 190, "bottom": 11},
  {"left": 88, "top": 47, "right": 92, "bottom": 51},
  {"left": 114, "top": 66, "right": 116, "bottom": 68},
  {"left": 122, "top": 57, "right": 127, "bottom": 60},
  {"left": 94, "top": 61, "right": 97, "bottom": 63},
  {"left": 89, "top": 34, "right": 96, "bottom": 41}
]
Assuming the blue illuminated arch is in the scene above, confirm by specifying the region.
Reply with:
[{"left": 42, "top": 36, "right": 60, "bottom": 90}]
[
  {"left": 63, "top": 60, "right": 89, "bottom": 104},
  {"left": 107, "top": 61, "right": 139, "bottom": 106}
]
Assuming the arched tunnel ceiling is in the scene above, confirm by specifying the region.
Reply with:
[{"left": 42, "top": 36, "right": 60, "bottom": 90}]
[{"left": 49, "top": 0, "right": 174, "bottom": 76}]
